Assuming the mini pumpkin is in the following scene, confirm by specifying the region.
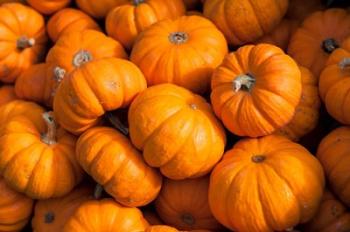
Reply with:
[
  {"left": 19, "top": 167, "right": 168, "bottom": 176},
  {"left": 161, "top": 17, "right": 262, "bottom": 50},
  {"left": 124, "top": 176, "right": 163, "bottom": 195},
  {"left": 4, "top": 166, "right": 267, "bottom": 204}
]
[
  {"left": 75, "top": 0, "right": 127, "bottom": 19},
  {"left": 0, "top": 3, "right": 47, "bottom": 83},
  {"left": 128, "top": 84, "right": 226, "bottom": 180},
  {"left": 210, "top": 44, "right": 302, "bottom": 137},
  {"left": 27, "top": 0, "right": 71, "bottom": 15},
  {"left": 209, "top": 135, "right": 325, "bottom": 232},
  {"left": 47, "top": 8, "right": 101, "bottom": 42},
  {"left": 0, "top": 85, "right": 17, "bottom": 107},
  {"left": 130, "top": 15, "right": 228, "bottom": 94}
]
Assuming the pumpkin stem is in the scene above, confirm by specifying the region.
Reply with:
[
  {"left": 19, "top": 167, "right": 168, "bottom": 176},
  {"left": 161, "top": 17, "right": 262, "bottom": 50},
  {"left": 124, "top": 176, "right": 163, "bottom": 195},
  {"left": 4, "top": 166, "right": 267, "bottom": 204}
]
[
  {"left": 169, "top": 32, "right": 188, "bottom": 45},
  {"left": 106, "top": 112, "right": 129, "bottom": 136},
  {"left": 233, "top": 74, "right": 255, "bottom": 92},
  {"left": 73, "top": 50, "right": 93, "bottom": 67},
  {"left": 181, "top": 213, "right": 195, "bottom": 226},
  {"left": 251, "top": 155, "right": 266, "bottom": 163},
  {"left": 94, "top": 184, "right": 104, "bottom": 200},
  {"left": 41, "top": 112, "right": 57, "bottom": 145},
  {"left": 322, "top": 38, "right": 339, "bottom": 54},
  {"left": 133, "top": 0, "right": 144, "bottom": 5},
  {"left": 44, "top": 212, "right": 55, "bottom": 223},
  {"left": 17, "top": 36, "right": 35, "bottom": 49},
  {"left": 54, "top": 66, "right": 66, "bottom": 82},
  {"left": 339, "top": 58, "right": 350, "bottom": 70}
]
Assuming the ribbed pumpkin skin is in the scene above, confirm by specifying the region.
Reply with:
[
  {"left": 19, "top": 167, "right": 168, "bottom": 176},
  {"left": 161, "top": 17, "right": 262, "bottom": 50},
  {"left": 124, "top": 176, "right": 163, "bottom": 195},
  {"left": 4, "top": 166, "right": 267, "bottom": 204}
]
[
  {"left": 274, "top": 66, "right": 320, "bottom": 141},
  {"left": 0, "top": 3, "right": 47, "bottom": 83},
  {"left": 210, "top": 44, "right": 302, "bottom": 137},
  {"left": 155, "top": 177, "right": 222, "bottom": 230},
  {"left": 47, "top": 8, "right": 100, "bottom": 42},
  {"left": 63, "top": 199, "right": 149, "bottom": 232},
  {"left": 128, "top": 84, "right": 226, "bottom": 180},
  {"left": 32, "top": 186, "right": 93, "bottom": 232},
  {"left": 303, "top": 190, "right": 350, "bottom": 232},
  {"left": 106, "top": 0, "right": 185, "bottom": 50},
  {"left": 209, "top": 135, "right": 325, "bottom": 232},
  {"left": 130, "top": 15, "right": 228, "bottom": 94},
  {"left": 146, "top": 226, "right": 179, "bottom": 232},
  {"left": 27, "top": 0, "right": 71, "bottom": 14},
  {"left": 76, "top": 0, "right": 128, "bottom": 19},
  {"left": 53, "top": 58, "right": 147, "bottom": 135},
  {"left": 288, "top": 8, "right": 350, "bottom": 77},
  {"left": 0, "top": 86, "right": 17, "bottom": 107},
  {"left": 76, "top": 127, "right": 162, "bottom": 207},
  {"left": 0, "top": 178, "right": 33, "bottom": 232},
  {"left": 317, "top": 127, "right": 350, "bottom": 207},
  {"left": 203, "top": 0, "right": 288, "bottom": 46}
]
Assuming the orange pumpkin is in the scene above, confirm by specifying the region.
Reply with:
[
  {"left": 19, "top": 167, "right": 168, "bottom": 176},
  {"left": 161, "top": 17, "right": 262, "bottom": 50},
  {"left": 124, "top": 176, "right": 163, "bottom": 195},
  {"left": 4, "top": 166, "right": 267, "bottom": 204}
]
[
  {"left": 209, "top": 135, "right": 325, "bottom": 232},
  {"left": 106, "top": 0, "right": 185, "bottom": 50},
  {"left": 286, "top": 0, "right": 324, "bottom": 22},
  {"left": 0, "top": 85, "right": 17, "bottom": 107},
  {"left": 130, "top": 15, "right": 228, "bottom": 94},
  {"left": 155, "top": 177, "right": 222, "bottom": 230},
  {"left": 274, "top": 66, "right": 320, "bottom": 141},
  {"left": 210, "top": 44, "right": 302, "bottom": 137},
  {"left": 146, "top": 226, "right": 179, "bottom": 232},
  {"left": 0, "top": 3, "right": 47, "bottom": 83},
  {"left": 63, "top": 198, "right": 149, "bottom": 231},
  {"left": 288, "top": 8, "right": 350, "bottom": 77},
  {"left": 0, "top": 177, "right": 33, "bottom": 232},
  {"left": 203, "top": 0, "right": 288, "bottom": 46},
  {"left": 143, "top": 210, "right": 163, "bottom": 225},
  {"left": 76, "top": 0, "right": 127, "bottom": 19},
  {"left": 128, "top": 84, "right": 226, "bottom": 180},
  {"left": 53, "top": 58, "right": 147, "bottom": 134},
  {"left": 32, "top": 186, "right": 93, "bottom": 232},
  {"left": 303, "top": 190, "right": 350, "bottom": 232},
  {"left": 0, "top": 110, "right": 83, "bottom": 199},
  {"left": 47, "top": 8, "right": 101, "bottom": 42},
  {"left": 317, "top": 127, "right": 350, "bottom": 207},
  {"left": 27, "top": 0, "right": 71, "bottom": 14}
]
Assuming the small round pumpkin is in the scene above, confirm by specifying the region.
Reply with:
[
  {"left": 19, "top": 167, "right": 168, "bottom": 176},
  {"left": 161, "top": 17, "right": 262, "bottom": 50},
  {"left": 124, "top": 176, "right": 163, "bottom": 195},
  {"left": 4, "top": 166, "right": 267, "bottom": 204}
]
[
  {"left": 53, "top": 58, "right": 147, "bottom": 134},
  {"left": 209, "top": 135, "right": 325, "bottom": 232},
  {"left": 130, "top": 15, "right": 228, "bottom": 94},
  {"left": 317, "top": 127, "right": 350, "bottom": 207},
  {"left": 203, "top": 0, "right": 288, "bottom": 46},
  {"left": 47, "top": 8, "right": 101, "bottom": 42},
  {"left": 27, "top": 0, "right": 71, "bottom": 15},
  {"left": 286, "top": 0, "right": 324, "bottom": 22},
  {"left": 155, "top": 176, "right": 222, "bottom": 230},
  {"left": 106, "top": 0, "right": 185, "bottom": 50},
  {"left": 0, "top": 177, "right": 33, "bottom": 232},
  {"left": 210, "top": 44, "right": 302, "bottom": 137},
  {"left": 128, "top": 84, "right": 226, "bottom": 180},
  {"left": 75, "top": 0, "right": 127, "bottom": 19},
  {"left": 146, "top": 226, "right": 179, "bottom": 232},
  {"left": 288, "top": 8, "right": 350, "bottom": 77},
  {"left": 0, "top": 85, "right": 17, "bottom": 107},
  {"left": 0, "top": 3, "right": 47, "bottom": 83}
]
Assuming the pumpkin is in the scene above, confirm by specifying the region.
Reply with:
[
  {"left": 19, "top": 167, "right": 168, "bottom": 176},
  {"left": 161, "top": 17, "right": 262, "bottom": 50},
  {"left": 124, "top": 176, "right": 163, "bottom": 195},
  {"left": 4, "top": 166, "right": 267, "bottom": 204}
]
[
  {"left": 53, "top": 58, "right": 147, "bottom": 134},
  {"left": 106, "top": 0, "right": 185, "bottom": 50},
  {"left": 146, "top": 226, "right": 179, "bottom": 232},
  {"left": 286, "top": 0, "right": 324, "bottom": 22},
  {"left": 128, "top": 84, "right": 226, "bottom": 180},
  {"left": 130, "top": 15, "right": 228, "bottom": 94},
  {"left": 183, "top": 0, "right": 201, "bottom": 10},
  {"left": 317, "top": 127, "right": 350, "bottom": 207},
  {"left": 63, "top": 198, "right": 149, "bottom": 231},
  {"left": 75, "top": 0, "right": 127, "bottom": 19},
  {"left": 155, "top": 176, "right": 222, "bottom": 230},
  {"left": 0, "top": 3, "right": 47, "bottom": 83},
  {"left": 0, "top": 177, "right": 33, "bottom": 232},
  {"left": 288, "top": 8, "right": 350, "bottom": 77},
  {"left": 303, "top": 190, "right": 350, "bottom": 232},
  {"left": 47, "top": 8, "right": 101, "bottom": 42},
  {"left": 32, "top": 186, "right": 93, "bottom": 232},
  {"left": 143, "top": 210, "right": 163, "bottom": 225},
  {"left": 210, "top": 44, "right": 302, "bottom": 137},
  {"left": 209, "top": 135, "right": 325, "bottom": 232},
  {"left": 46, "top": 30, "right": 127, "bottom": 80},
  {"left": 203, "top": 0, "right": 288, "bottom": 46},
  {"left": 0, "top": 85, "right": 17, "bottom": 107},
  {"left": 27, "top": 0, "right": 71, "bottom": 15},
  {"left": 0, "top": 110, "right": 83, "bottom": 199},
  {"left": 274, "top": 66, "right": 320, "bottom": 141}
]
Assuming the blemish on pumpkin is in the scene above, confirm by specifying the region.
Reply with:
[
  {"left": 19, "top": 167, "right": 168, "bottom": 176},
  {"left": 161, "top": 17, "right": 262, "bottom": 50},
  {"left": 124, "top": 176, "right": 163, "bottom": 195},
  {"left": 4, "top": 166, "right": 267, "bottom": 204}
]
[
  {"left": 44, "top": 212, "right": 55, "bottom": 223},
  {"left": 251, "top": 155, "right": 266, "bottom": 163},
  {"left": 189, "top": 103, "right": 198, "bottom": 110},
  {"left": 181, "top": 213, "right": 195, "bottom": 225}
]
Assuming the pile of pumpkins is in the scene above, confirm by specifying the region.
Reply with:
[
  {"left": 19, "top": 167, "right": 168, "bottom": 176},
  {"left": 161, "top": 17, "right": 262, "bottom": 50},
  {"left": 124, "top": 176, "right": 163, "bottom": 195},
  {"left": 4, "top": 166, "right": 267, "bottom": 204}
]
[{"left": 0, "top": 0, "right": 349, "bottom": 231}]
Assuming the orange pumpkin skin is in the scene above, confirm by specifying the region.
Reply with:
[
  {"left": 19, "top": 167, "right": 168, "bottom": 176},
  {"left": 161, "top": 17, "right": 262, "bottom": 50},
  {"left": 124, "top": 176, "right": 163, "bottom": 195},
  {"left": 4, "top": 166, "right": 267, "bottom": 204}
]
[
  {"left": 274, "top": 66, "right": 320, "bottom": 141},
  {"left": 76, "top": 0, "right": 128, "bottom": 19},
  {"left": 0, "top": 177, "right": 33, "bottom": 232},
  {"left": 130, "top": 15, "right": 228, "bottom": 94},
  {"left": 106, "top": 0, "right": 185, "bottom": 50},
  {"left": 53, "top": 58, "right": 147, "bottom": 135},
  {"left": 63, "top": 198, "right": 149, "bottom": 232},
  {"left": 303, "top": 190, "right": 350, "bottom": 232},
  {"left": 203, "top": 0, "right": 288, "bottom": 46},
  {"left": 0, "top": 86, "right": 17, "bottom": 107},
  {"left": 317, "top": 127, "right": 350, "bottom": 207},
  {"left": 76, "top": 127, "right": 162, "bottom": 207},
  {"left": 286, "top": 0, "right": 324, "bottom": 22},
  {"left": 0, "top": 3, "right": 47, "bottom": 83},
  {"left": 143, "top": 210, "right": 163, "bottom": 225},
  {"left": 210, "top": 44, "right": 302, "bottom": 137},
  {"left": 32, "top": 186, "right": 93, "bottom": 232},
  {"left": 288, "top": 9, "right": 350, "bottom": 77},
  {"left": 146, "top": 226, "right": 179, "bottom": 232},
  {"left": 128, "top": 84, "right": 226, "bottom": 180},
  {"left": 155, "top": 177, "right": 222, "bottom": 230},
  {"left": 209, "top": 135, "right": 325, "bottom": 232},
  {"left": 47, "top": 8, "right": 100, "bottom": 42},
  {"left": 27, "top": 0, "right": 71, "bottom": 15}
]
